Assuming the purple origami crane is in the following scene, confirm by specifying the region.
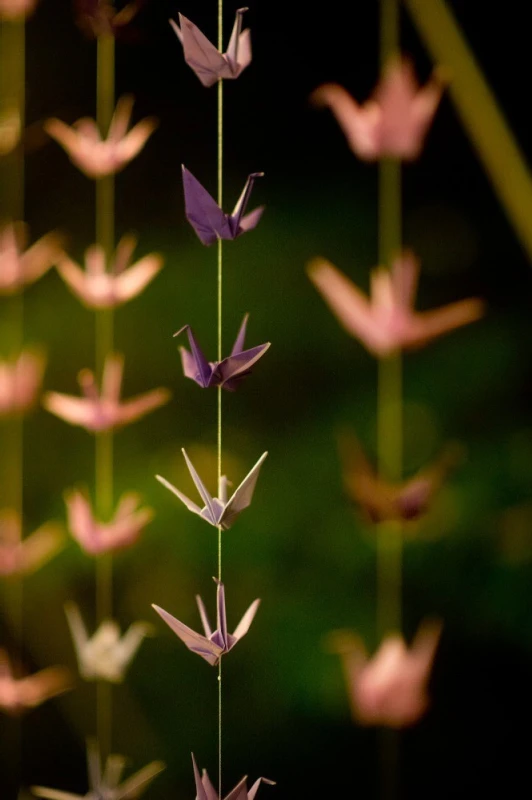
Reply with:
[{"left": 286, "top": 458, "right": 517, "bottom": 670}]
[
  {"left": 182, "top": 165, "right": 264, "bottom": 246},
  {"left": 192, "top": 753, "right": 274, "bottom": 800},
  {"left": 176, "top": 314, "right": 270, "bottom": 391},
  {"left": 153, "top": 578, "right": 260, "bottom": 667},
  {"left": 170, "top": 8, "right": 251, "bottom": 88},
  {"left": 156, "top": 449, "right": 267, "bottom": 530}
]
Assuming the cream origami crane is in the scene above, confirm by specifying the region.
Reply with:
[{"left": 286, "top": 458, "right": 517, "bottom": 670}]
[
  {"left": 64, "top": 488, "right": 153, "bottom": 555},
  {"left": 0, "top": 649, "right": 71, "bottom": 716},
  {"left": 308, "top": 251, "right": 484, "bottom": 357},
  {"left": 32, "top": 739, "right": 165, "bottom": 800},
  {"left": 192, "top": 753, "right": 274, "bottom": 800},
  {"left": 153, "top": 578, "right": 260, "bottom": 667},
  {"left": 65, "top": 602, "right": 151, "bottom": 683},
  {"left": 312, "top": 58, "right": 444, "bottom": 161},
  {"left": 0, "top": 222, "right": 62, "bottom": 295},
  {"left": 157, "top": 449, "right": 267, "bottom": 530},
  {"left": 0, "top": 350, "right": 46, "bottom": 418},
  {"left": 328, "top": 620, "right": 442, "bottom": 727},
  {"left": 56, "top": 235, "right": 163, "bottom": 309},
  {"left": 170, "top": 7, "right": 251, "bottom": 88},
  {"left": 45, "top": 95, "right": 156, "bottom": 179},
  {"left": 0, "top": 509, "right": 64, "bottom": 577},
  {"left": 43, "top": 353, "right": 170, "bottom": 433}
]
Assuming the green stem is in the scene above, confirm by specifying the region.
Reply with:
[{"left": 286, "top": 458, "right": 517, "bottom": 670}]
[
  {"left": 95, "top": 31, "right": 115, "bottom": 762},
  {"left": 217, "top": 1, "right": 224, "bottom": 794},
  {"left": 377, "top": 3, "right": 402, "bottom": 800}
]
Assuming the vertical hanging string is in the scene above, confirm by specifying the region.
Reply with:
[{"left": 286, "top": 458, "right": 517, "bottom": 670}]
[
  {"left": 217, "top": 2, "right": 224, "bottom": 796},
  {"left": 95, "top": 30, "right": 115, "bottom": 763},
  {"left": 0, "top": 15, "right": 25, "bottom": 797},
  {"left": 377, "top": 2, "right": 402, "bottom": 800}
]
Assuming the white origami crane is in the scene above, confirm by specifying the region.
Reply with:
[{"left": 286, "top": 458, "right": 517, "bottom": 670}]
[
  {"left": 65, "top": 602, "right": 151, "bottom": 683},
  {"left": 32, "top": 739, "right": 164, "bottom": 800}
]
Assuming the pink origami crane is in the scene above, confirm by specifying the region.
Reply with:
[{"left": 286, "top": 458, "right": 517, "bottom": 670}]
[
  {"left": 43, "top": 353, "right": 170, "bottom": 433},
  {"left": 0, "top": 0, "right": 37, "bottom": 20},
  {"left": 64, "top": 488, "right": 153, "bottom": 555},
  {"left": 0, "top": 350, "right": 45, "bottom": 417},
  {"left": 75, "top": 0, "right": 143, "bottom": 38},
  {"left": 153, "top": 578, "right": 260, "bottom": 667},
  {"left": 57, "top": 234, "right": 163, "bottom": 309},
  {"left": 176, "top": 314, "right": 270, "bottom": 390},
  {"left": 65, "top": 602, "right": 152, "bottom": 683},
  {"left": 312, "top": 58, "right": 444, "bottom": 161},
  {"left": 0, "top": 222, "right": 62, "bottom": 295},
  {"left": 308, "top": 251, "right": 484, "bottom": 357},
  {"left": 328, "top": 621, "right": 442, "bottom": 728},
  {"left": 192, "top": 753, "right": 274, "bottom": 800},
  {"left": 0, "top": 649, "right": 71, "bottom": 716},
  {"left": 338, "top": 429, "right": 464, "bottom": 524},
  {"left": 32, "top": 740, "right": 165, "bottom": 800},
  {"left": 0, "top": 509, "right": 63, "bottom": 577},
  {"left": 157, "top": 449, "right": 267, "bottom": 531},
  {"left": 45, "top": 95, "right": 157, "bottom": 179},
  {"left": 170, "top": 7, "right": 251, "bottom": 88}
]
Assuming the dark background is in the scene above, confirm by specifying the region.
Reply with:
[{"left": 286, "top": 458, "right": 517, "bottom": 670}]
[{"left": 2, "top": 1, "right": 532, "bottom": 797}]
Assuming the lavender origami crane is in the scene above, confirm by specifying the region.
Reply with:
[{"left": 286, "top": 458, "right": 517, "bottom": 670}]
[
  {"left": 65, "top": 602, "right": 152, "bottom": 683},
  {"left": 153, "top": 578, "right": 259, "bottom": 667},
  {"left": 57, "top": 234, "right": 163, "bottom": 310},
  {"left": 43, "top": 353, "right": 170, "bottom": 433},
  {"left": 156, "top": 449, "right": 267, "bottom": 530},
  {"left": 327, "top": 621, "right": 442, "bottom": 728},
  {"left": 176, "top": 314, "right": 270, "bottom": 391},
  {"left": 312, "top": 58, "right": 444, "bottom": 161},
  {"left": 0, "top": 649, "right": 71, "bottom": 716},
  {"left": 182, "top": 165, "right": 264, "bottom": 246},
  {"left": 308, "top": 251, "right": 484, "bottom": 357},
  {"left": 192, "top": 753, "right": 274, "bottom": 800},
  {"left": 64, "top": 488, "right": 153, "bottom": 555},
  {"left": 337, "top": 430, "right": 464, "bottom": 524},
  {"left": 32, "top": 740, "right": 165, "bottom": 800},
  {"left": 170, "top": 7, "right": 251, "bottom": 88}
]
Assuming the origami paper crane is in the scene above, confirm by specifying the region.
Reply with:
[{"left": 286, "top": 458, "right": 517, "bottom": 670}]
[
  {"left": 182, "top": 166, "right": 264, "bottom": 246},
  {"left": 156, "top": 449, "right": 267, "bottom": 530},
  {"left": 64, "top": 488, "right": 153, "bottom": 555},
  {"left": 0, "top": 649, "right": 71, "bottom": 716},
  {"left": 75, "top": 0, "right": 143, "bottom": 38},
  {"left": 176, "top": 314, "right": 270, "bottom": 391},
  {"left": 192, "top": 753, "right": 274, "bottom": 800},
  {"left": 337, "top": 429, "right": 464, "bottom": 524},
  {"left": 0, "top": 222, "right": 62, "bottom": 295},
  {"left": 65, "top": 602, "right": 151, "bottom": 683},
  {"left": 32, "top": 739, "right": 165, "bottom": 800},
  {"left": 312, "top": 58, "right": 444, "bottom": 161},
  {"left": 0, "top": 350, "right": 46, "bottom": 418},
  {"left": 170, "top": 7, "right": 251, "bottom": 88},
  {"left": 57, "top": 235, "right": 163, "bottom": 309},
  {"left": 153, "top": 578, "right": 260, "bottom": 667},
  {"left": 327, "top": 620, "right": 442, "bottom": 728},
  {"left": 43, "top": 353, "right": 170, "bottom": 433},
  {"left": 308, "top": 251, "right": 484, "bottom": 357},
  {"left": 45, "top": 95, "right": 157, "bottom": 179},
  {"left": 0, "top": 509, "right": 64, "bottom": 578},
  {"left": 0, "top": 0, "right": 36, "bottom": 20}
]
